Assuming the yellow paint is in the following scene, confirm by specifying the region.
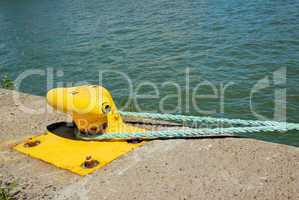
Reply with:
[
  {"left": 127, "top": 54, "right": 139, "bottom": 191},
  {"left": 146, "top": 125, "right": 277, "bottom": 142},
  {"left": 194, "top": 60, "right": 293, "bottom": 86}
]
[
  {"left": 14, "top": 128, "right": 144, "bottom": 176},
  {"left": 47, "top": 85, "right": 132, "bottom": 134},
  {"left": 14, "top": 85, "right": 146, "bottom": 175}
]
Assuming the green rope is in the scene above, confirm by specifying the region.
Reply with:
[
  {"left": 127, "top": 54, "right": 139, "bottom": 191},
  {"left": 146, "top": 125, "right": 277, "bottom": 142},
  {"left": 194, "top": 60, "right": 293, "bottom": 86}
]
[
  {"left": 75, "top": 111, "right": 299, "bottom": 141},
  {"left": 119, "top": 111, "right": 289, "bottom": 127}
]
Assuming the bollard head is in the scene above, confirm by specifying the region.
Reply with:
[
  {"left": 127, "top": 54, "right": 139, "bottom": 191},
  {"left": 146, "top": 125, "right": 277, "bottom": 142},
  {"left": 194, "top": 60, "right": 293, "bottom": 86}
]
[{"left": 47, "top": 85, "right": 122, "bottom": 135}]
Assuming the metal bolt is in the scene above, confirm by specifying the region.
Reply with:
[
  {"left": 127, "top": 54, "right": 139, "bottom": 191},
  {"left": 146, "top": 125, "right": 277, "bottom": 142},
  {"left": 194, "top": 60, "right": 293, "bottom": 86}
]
[
  {"left": 81, "top": 156, "right": 100, "bottom": 169},
  {"left": 24, "top": 140, "right": 41, "bottom": 148}
]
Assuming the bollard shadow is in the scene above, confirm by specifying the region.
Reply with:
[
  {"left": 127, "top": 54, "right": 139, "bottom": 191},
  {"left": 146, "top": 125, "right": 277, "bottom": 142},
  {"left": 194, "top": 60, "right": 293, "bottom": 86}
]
[
  {"left": 47, "top": 122, "right": 79, "bottom": 140},
  {"left": 47, "top": 121, "right": 240, "bottom": 143}
]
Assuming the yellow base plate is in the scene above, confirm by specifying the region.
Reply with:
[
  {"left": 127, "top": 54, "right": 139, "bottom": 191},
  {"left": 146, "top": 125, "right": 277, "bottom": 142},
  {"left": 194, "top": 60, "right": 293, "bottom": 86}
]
[{"left": 14, "top": 123, "right": 144, "bottom": 176}]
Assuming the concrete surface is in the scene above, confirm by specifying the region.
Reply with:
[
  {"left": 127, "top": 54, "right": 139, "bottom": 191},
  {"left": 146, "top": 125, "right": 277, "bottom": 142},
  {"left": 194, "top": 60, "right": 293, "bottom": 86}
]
[{"left": 0, "top": 89, "right": 298, "bottom": 200}]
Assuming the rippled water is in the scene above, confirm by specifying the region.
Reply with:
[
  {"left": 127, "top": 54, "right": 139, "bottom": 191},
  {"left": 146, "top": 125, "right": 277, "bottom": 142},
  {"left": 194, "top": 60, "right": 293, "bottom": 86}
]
[{"left": 0, "top": 0, "right": 298, "bottom": 146}]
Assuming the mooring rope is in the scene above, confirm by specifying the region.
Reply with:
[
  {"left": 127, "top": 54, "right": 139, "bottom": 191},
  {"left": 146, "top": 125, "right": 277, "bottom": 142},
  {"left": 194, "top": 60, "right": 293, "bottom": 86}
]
[
  {"left": 75, "top": 111, "right": 299, "bottom": 140},
  {"left": 119, "top": 111, "right": 290, "bottom": 127}
]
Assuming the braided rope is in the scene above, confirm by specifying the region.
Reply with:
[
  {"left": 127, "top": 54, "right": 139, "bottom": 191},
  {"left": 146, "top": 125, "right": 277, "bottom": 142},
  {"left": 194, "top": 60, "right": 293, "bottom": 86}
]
[
  {"left": 119, "top": 111, "right": 289, "bottom": 127},
  {"left": 75, "top": 111, "right": 299, "bottom": 141},
  {"left": 75, "top": 125, "right": 299, "bottom": 140}
]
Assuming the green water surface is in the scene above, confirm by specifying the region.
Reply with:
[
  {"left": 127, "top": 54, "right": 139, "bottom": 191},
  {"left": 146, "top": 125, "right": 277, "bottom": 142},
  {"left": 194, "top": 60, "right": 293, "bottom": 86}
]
[{"left": 0, "top": 0, "right": 298, "bottom": 146}]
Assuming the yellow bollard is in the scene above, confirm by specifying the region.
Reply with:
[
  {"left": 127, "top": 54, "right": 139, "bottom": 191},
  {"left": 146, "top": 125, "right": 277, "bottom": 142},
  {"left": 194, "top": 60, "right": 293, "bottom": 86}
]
[
  {"left": 14, "top": 85, "right": 145, "bottom": 176},
  {"left": 46, "top": 85, "right": 143, "bottom": 135}
]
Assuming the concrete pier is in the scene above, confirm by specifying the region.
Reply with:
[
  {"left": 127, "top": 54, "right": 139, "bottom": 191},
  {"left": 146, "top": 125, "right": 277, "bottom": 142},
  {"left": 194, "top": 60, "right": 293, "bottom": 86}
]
[{"left": 0, "top": 89, "right": 298, "bottom": 200}]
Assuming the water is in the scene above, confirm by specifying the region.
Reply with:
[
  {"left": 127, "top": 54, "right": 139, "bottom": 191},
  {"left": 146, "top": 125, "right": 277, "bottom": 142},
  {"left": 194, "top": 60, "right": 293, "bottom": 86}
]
[{"left": 0, "top": 0, "right": 298, "bottom": 146}]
